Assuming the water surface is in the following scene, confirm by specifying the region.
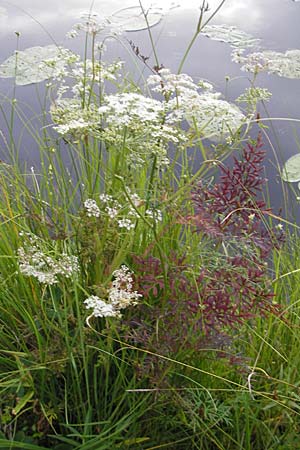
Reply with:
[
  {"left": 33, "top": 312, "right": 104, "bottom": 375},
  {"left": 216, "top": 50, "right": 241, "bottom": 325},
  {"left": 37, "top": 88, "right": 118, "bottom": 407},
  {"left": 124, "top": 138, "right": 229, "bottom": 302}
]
[{"left": 1, "top": 0, "right": 300, "bottom": 219}]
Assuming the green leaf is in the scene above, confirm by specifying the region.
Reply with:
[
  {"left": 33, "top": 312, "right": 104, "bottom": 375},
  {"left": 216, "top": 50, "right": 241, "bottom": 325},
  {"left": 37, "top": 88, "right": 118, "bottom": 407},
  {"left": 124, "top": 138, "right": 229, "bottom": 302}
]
[
  {"left": 0, "top": 439, "right": 48, "bottom": 450},
  {"left": 12, "top": 390, "right": 34, "bottom": 415},
  {"left": 281, "top": 154, "right": 300, "bottom": 182},
  {"left": 202, "top": 24, "right": 260, "bottom": 48},
  {"left": 111, "top": 6, "right": 163, "bottom": 32},
  {"left": 0, "top": 45, "right": 75, "bottom": 85}
]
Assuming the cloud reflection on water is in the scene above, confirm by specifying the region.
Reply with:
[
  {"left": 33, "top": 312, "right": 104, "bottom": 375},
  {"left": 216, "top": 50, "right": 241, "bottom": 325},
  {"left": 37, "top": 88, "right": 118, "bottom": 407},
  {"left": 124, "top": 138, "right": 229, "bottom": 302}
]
[{"left": 0, "top": 0, "right": 265, "bottom": 38}]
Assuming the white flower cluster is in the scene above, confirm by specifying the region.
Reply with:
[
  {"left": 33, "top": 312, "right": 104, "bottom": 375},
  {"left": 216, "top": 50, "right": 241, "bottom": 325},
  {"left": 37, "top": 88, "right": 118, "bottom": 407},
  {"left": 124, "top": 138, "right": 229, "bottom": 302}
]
[
  {"left": 18, "top": 233, "right": 79, "bottom": 285},
  {"left": 147, "top": 68, "right": 246, "bottom": 142},
  {"left": 146, "top": 208, "right": 163, "bottom": 222},
  {"left": 99, "top": 193, "right": 122, "bottom": 220},
  {"left": 98, "top": 92, "right": 165, "bottom": 126},
  {"left": 84, "top": 194, "right": 134, "bottom": 229},
  {"left": 147, "top": 68, "right": 200, "bottom": 97},
  {"left": 84, "top": 296, "right": 119, "bottom": 317},
  {"left": 84, "top": 199, "right": 101, "bottom": 218},
  {"left": 84, "top": 265, "right": 142, "bottom": 318},
  {"left": 51, "top": 60, "right": 124, "bottom": 137},
  {"left": 71, "top": 60, "right": 123, "bottom": 90},
  {"left": 232, "top": 48, "right": 300, "bottom": 79},
  {"left": 117, "top": 218, "right": 135, "bottom": 230},
  {"left": 97, "top": 90, "right": 185, "bottom": 166},
  {"left": 231, "top": 49, "right": 271, "bottom": 74},
  {"left": 51, "top": 98, "right": 100, "bottom": 136},
  {"left": 50, "top": 56, "right": 246, "bottom": 155},
  {"left": 236, "top": 87, "right": 272, "bottom": 107},
  {"left": 84, "top": 193, "right": 163, "bottom": 229}
]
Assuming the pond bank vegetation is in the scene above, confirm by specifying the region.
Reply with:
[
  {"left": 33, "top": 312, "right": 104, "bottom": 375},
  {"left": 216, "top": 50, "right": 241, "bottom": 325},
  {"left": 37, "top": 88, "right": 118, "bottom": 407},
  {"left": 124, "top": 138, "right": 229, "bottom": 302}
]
[{"left": 0, "top": 2, "right": 300, "bottom": 448}]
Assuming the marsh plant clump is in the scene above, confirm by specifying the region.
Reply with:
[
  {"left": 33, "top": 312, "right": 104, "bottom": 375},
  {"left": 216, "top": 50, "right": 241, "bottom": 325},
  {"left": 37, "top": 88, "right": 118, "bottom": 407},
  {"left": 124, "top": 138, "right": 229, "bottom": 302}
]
[{"left": 0, "top": 4, "right": 299, "bottom": 450}]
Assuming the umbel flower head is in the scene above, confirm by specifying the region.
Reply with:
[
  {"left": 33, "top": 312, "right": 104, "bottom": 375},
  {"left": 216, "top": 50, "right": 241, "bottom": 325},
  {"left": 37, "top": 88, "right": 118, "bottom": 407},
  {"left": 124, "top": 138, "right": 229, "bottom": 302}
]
[
  {"left": 18, "top": 232, "right": 79, "bottom": 285},
  {"left": 84, "top": 265, "right": 142, "bottom": 318}
]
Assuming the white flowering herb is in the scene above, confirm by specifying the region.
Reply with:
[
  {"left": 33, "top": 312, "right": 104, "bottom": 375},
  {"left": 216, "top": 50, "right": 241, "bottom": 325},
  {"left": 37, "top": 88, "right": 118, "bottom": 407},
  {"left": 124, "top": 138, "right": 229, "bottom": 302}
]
[
  {"left": 98, "top": 93, "right": 165, "bottom": 126},
  {"left": 84, "top": 199, "right": 101, "bottom": 218},
  {"left": 147, "top": 68, "right": 199, "bottom": 97},
  {"left": 232, "top": 48, "right": 300, "bottom": 79},
  {"left": 99, "top": 194, "right": 121, "bottom": 220},
  {"left": 84, "top": 296, "right": 121, "bottom": 318},
  {"left": 236, "top": 87, "right": 272, "bottom": 106},
  {"left": 145, "top": 208, "right": 163, "bottom": 223},
  {"left": 51, "top": 99, "right": 99, "bottom": 137},
  {"left": 51, "top": 60, "right": 124, "bottom": 137},
  {"left": 84, "top": 265, "right": 142, "bottom": 318},
  {"left": 109, "top": 265, "right": 142, "bottom": 309},
  {"left": 83, "top": 194, "right": 142, "bottom": 230},
  {"left": 66, "top": 29, "right": 79, "bottom": 39},
  {"left": 18, "top": 233, "right": 79, "bottom": 285},
  {"left": 117, "top": 218, "right": 135, "bottom": 230},
  {"left": 96, "top": 90, "right": 185, "bottom": 167},
  {"left": 148, "top": 68, "right": 245, "bottom": 142},
  {"left": 0, "top": 45, "right": 77, "bottom": 85}
]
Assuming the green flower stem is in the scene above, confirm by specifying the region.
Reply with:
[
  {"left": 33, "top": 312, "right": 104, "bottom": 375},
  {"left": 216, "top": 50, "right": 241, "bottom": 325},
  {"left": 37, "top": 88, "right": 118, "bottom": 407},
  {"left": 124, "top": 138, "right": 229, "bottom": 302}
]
[{"left": 178, "top": 0, "right": 227, "bottom": 74}]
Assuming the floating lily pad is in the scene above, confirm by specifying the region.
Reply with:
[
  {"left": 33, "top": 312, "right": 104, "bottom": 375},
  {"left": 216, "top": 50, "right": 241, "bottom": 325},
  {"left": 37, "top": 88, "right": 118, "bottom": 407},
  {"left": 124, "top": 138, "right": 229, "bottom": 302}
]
[
  {"left": 202, "top": 24, "right": 260, "bottom": 48},
  {"left": 111, "top": 6, "right": 163, "bottom": 32},
  {"left": 0, "top": 45, "right": 75, "bottom": 85},
  {"left": 281, "top": 154, "right": 300, "bottom": 182},
  {"left": 184, "top": 93, "right": 246, "bottom": 142}
]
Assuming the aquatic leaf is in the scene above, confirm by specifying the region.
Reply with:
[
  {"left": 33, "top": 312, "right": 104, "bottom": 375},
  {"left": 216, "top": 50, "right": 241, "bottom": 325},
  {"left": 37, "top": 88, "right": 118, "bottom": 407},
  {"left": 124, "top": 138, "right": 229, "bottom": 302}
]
[
  {"left": 202, "top": 24, "right": 260, "bottom": 48},
  {"left": 111, "top": 6, "right": 163, "bottom": 32},
  {"left": 232, "top": 48, "right": 300, "bottom": 78},
  {"left": 0, "top": 45, "right": 76, "bottom": 85},
  {"left": 184, "top": 93, "right": 246, "bottom": 142},
  {"left": 281, "top": 154, "right": 300, "bottom": 182}
]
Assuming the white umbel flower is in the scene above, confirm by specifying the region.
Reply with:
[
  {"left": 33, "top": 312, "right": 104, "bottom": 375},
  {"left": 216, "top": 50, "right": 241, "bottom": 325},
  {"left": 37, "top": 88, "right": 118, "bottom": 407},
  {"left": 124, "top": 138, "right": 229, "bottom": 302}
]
[
  {"left": 18, "top": 234, "right": 79, "bottom": 285},
  {"left": 84, "top": 199, "right": 101, "bottom": 218},
  {"left": 84, "top": 265, "right": 142, "bottom": 318},
  {"left": 84, "top": 296, "right": 121, "bottom": 318}
]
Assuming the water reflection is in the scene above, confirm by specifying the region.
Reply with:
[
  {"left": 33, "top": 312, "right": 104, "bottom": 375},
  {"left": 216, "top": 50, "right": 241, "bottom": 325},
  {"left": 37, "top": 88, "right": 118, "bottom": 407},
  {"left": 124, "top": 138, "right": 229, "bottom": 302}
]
[
  {"left": 0, "top": 0, "right": 265, "bottom": 36},
  {"left": 0, "top": 0, "right": 300, "bottom": 217}
]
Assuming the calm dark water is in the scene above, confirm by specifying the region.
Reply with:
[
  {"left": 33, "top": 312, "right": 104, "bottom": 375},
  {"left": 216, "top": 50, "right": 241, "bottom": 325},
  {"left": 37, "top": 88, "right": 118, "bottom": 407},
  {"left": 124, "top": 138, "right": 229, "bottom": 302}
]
[{"left": 0, "top": 0, "right": 300, "bottom": 219}]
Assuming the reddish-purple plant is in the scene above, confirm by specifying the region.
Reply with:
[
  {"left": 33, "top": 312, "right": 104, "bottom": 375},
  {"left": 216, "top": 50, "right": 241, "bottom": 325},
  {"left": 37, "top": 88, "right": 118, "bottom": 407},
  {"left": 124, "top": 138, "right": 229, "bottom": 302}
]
[
  {"left": 123, "top": 135, "right": 283, "bottom": 377},
  {"left": 190, "top": 133, "right": 284, "bottom": 258}
]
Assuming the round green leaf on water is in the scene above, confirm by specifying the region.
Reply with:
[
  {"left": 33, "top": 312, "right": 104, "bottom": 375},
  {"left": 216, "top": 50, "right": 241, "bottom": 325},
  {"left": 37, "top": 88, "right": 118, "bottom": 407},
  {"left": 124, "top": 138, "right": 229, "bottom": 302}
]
[
  {"left": 202, "top": 24, "right": 260, "bottom": 48},
  {"left": 281, "top": 154, "right": 300, "bottom": 182},
  {"left": 111, "top": 6, "right": 163, "bottom": 32},
  {"left": 0, "top": 45, "right": 75, "bottom": 85}
]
